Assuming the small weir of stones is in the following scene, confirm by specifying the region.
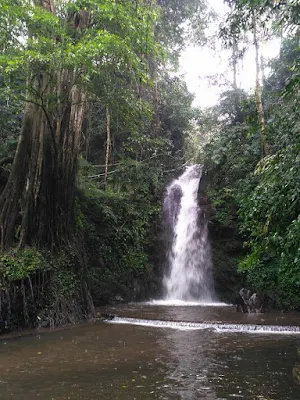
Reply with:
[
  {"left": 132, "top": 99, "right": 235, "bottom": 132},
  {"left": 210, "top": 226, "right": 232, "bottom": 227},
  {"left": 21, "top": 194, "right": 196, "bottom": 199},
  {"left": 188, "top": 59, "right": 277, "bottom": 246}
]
[{"left": 106, "top": 316, "right": 300, "bottom": 335}]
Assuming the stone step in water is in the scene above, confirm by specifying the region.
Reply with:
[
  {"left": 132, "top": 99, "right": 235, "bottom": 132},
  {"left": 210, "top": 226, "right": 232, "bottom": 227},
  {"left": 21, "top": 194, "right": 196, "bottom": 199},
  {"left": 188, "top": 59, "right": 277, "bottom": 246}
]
[
  {"left": 146, "top": 300, "right": 228, "bottom": 306},
  {"left": 107, "top": 316, "right": 300, "bottom": 335}
]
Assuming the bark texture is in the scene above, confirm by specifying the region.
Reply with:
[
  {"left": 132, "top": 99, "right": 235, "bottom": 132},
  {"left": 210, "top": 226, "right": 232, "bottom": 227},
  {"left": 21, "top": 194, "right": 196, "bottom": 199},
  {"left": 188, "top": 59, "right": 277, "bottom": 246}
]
[
  {"left": 0, "top": 1, "right": 94, "bottom": 329},
  {"left": 0, "top": 1, "right": 86, "bottom": 249},
  {"left": 0, "top": 72, "right": 85, "bottom": 249}
]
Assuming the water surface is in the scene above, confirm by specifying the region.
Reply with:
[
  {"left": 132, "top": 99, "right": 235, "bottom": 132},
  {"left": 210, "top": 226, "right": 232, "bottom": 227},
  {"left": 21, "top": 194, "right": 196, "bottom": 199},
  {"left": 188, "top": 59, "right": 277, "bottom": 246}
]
[{"left": 1, "top": 304, "right": 300, "bottom": 399}]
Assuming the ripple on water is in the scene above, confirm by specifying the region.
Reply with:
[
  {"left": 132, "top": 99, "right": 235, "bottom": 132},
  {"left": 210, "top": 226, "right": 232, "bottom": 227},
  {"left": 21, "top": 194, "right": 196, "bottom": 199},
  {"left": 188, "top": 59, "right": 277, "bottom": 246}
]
[{"left": 1, "top": 305, "right": 300, "bottom": 399}]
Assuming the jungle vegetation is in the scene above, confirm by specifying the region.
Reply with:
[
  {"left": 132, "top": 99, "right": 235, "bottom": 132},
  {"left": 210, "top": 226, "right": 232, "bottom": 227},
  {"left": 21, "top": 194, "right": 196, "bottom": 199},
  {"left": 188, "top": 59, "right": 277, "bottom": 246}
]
[{"left": 0, "top": 0, "right": 299, "bottom": 330}]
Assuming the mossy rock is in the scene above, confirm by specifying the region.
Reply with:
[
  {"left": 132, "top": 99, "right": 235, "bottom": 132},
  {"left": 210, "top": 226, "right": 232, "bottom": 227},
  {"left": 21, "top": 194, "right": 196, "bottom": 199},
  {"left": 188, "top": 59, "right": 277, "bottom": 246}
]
[
  {"left": 293, "top": 364, "right": 300, "bottom": 385},
  {"left": 211, "top": 244, "right": 244, "bottom": 302}
]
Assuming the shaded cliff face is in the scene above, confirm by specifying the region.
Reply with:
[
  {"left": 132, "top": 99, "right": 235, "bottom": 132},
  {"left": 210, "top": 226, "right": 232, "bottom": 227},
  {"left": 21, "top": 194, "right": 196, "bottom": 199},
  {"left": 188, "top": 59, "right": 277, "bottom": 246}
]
[
  {"left": 198, "top": 168, "right": 244, "bottom": 302},
  {"left": 79, "top": 192, "right": 163, "bottom": 306}
]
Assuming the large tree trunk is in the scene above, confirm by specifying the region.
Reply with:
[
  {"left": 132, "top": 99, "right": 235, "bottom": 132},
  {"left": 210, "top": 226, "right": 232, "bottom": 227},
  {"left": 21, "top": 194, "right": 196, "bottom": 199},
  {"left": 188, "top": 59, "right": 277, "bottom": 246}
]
[
  {"left": 0, "top": 70, "right": 85, "bottom": 250},
  {"left": 0, "top": 1, "right": 94, "bottom": 329},
  {"left": 0, "top": 1, "right": 86, "bottom": 250}
]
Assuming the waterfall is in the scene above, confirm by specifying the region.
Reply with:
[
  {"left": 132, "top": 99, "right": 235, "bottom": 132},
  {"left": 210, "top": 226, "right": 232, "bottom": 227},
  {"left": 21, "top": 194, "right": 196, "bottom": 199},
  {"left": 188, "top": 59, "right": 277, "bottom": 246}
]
[{"left": 163, "top": 165, "right": 214, "bottom": 302}]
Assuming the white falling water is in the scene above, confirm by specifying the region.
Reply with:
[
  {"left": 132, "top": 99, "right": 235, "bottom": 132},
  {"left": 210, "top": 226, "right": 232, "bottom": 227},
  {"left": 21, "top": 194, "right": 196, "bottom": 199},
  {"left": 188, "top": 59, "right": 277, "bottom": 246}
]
[{"left": 163, "top": 165, "right": 214, "bottom": 302}]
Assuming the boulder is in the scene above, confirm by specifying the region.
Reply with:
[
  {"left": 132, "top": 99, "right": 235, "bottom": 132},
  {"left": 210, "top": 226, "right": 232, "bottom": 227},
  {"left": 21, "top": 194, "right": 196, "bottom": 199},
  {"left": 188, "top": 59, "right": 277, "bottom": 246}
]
[
  {"left": 234, "top": 294, "right": 248, "bottom": 313},
  {"left": 238, "top": 288, "right": 265, "bottom": 313},
  {"left": 114, "top": 295, "right": 125, "bottom": 303},
  {"left": 293, "top": 364, "right": 300, "bottom": 385},
  {"left": 293, "top": 347, "right": 300, "bottom": 385},
  {"left": 98, "top": 313, "right": 115, "bottom": 321},
  {"left": 248, "top": 293, "right": 265, "bottom": 313}
]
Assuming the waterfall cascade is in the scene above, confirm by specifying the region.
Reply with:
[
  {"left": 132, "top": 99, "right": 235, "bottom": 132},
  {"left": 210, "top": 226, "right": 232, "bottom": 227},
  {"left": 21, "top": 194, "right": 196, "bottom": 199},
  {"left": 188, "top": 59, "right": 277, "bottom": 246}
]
[{"left": 163, "top": 165, "right": 214, "bottom": 302}]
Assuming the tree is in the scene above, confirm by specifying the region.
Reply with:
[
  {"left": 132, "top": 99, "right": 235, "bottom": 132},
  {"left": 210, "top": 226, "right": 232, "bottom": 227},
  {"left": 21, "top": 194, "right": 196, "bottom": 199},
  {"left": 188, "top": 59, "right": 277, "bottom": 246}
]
[
  {"left": 198, "top": 14, "right": 299, "bottom": 307},
  {"left": 251, "top": 10, "right": 267, "bottom": 156},
  {"left": 238, "top": 36, "right": 300, "bottom": 308},
  {"left": 157, "top": 0, "right": 211, "bottom": 61},
  {"left": 0, "top": 0, "right": 160, "bottom": 328},
  {"left": 0, "top": 0, "right": 158, "bottom": 249},
  {"left": 221, "top": 0, "right": 272, "bottom": 157}
]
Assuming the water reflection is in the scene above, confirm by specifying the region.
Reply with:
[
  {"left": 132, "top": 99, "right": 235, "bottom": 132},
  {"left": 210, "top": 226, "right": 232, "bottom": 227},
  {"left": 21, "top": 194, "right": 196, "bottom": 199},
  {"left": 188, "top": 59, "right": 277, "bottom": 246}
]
[
  {"left": 159, "top": 326, "right": 300, "bottom": 400},
  {"left": 160, "top": 329, "right": 218, "bottom": 399},
  {"left": 1, "top": 305, "right": 300, "bottom": 399},
  {"left": 213, "top": 334, "right": 300, "bottom": 400}
]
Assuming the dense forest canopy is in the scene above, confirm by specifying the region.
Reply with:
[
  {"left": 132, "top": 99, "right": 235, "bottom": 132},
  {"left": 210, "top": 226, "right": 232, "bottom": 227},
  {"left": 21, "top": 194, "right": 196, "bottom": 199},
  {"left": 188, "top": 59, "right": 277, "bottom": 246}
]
[
  {"left": 194, "top": 0, "right": 300, "bottom": 308},
  {"left": 0, "top": 0, "right": 299, "bottom": 330}
]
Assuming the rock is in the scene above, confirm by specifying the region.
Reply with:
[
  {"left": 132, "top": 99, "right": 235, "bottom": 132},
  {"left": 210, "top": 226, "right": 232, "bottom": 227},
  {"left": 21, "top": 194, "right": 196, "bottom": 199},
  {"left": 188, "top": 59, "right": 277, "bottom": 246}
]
[
  {"left": 293, "top": 364, "right": 300, "bottom": 385},
  {"left": 0, "top": 319, "right": 9, "bottom": 334},
  {"left": 39, "top": 320, "right": 50, "bottom": 328},
  {"left": 248, "top": 293, "right": 264, "bottom": 313},
  {"left": 233, "top": 295, "right": 248, "bottom": 313},
  {"left": 238, "top": 288, "right": 265, "bottom": 313},
  {"left": 238, "top": 288, "right": 252, "bottom": 312},
  {"left": 239, "top": 288, "right": 252, "bottom": 303},
  {"left": 99, "top": 313, "right": 115, "bottom": 321},
  {"left": 164, "top": 183, "right": 182, "bottom": 234}
]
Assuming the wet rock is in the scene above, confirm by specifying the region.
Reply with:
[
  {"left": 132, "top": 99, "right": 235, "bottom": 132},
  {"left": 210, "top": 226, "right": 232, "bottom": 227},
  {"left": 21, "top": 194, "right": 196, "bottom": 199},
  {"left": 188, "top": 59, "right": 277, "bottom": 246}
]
[
  {"left": 37, "top": 314, "right": 50, "bottom": 328},
  {"left": 234, "top": 295, "right": 248, "bottom": 313},
  {"left": 39, "top": 319, "right": 50, "bottom": 328},
  {"left": 248, "top": 293, "right": 265, "bottom": 313},
  {"left": 293, "top": 364, "right": 300, "bottom": 385},
  {"left": 238, "top": 288, "right": 265, "bottom": 313},
  {"left": 98, "top": 313, "right": 115, "bottom": 321},
  {"left": 114, "top": 295, "right": 125, "bottom": 303},
  {"left": 0, "top": 319, "right": 9, "bottom": 334},
  {"left": 293, "top": 347, "right": 300, "bottom": 384},
  {"left": 167, "top": 184, "right": 182, "bottom": 227}
]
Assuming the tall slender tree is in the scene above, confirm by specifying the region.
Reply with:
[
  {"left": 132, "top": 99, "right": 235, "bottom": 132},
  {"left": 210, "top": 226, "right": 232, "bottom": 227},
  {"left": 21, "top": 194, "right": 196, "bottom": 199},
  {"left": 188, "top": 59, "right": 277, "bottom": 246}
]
[{"left": 252, "top": 9, "right": 268, "bottom": 157}]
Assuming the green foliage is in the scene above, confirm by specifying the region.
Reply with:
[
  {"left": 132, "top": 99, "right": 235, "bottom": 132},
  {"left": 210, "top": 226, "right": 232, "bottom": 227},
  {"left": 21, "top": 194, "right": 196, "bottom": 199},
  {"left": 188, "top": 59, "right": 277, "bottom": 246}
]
[
  {"left": 234, "top": 36, "right": 300, "bottom": 308},
  {"left": 221, "top": 0, "right": 299, "bottom": 48},
  {"left": 0, "top": 74, "right": 23, "bottom": 161},
  {"left": 0, "top": 0, "right": 161, "bottom": 162},
  {"left": 79, "top": 180, "right": 160, "bottom": 279},
  {"left": 157, "top": 0, "right": 212, "bottom": 61},
  {"left": 82, "top": 198, "right": 144, "bottom": 296},
  {"left": 77, "top": 155, "right": 167, "bottom": 303},
  {"left": 0, "top": 247, "right": 80, "bottom": 298},
  {"left": 0, "top": 0, "right": 159, "bottom": 78},
  {"left": 158, "top": 75, "right": 195, "bottom": 153},
  {"left": 0, "top": 0, "right": 222, "bottom": 327},
  {"left": 189, "top": 34, "right": 299, "bottom": 308},
  {"left": 49, "top": 265, "right": 79, "bottom": 299},
  {"left": 239, "top": 145, "right": 300, "bottom": 308},
  {"left": 0, "top": 247, "right": 44, "bottom": 282},
  {"left": 195, "top": 90, "right": 260, "bottom": 228}
]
